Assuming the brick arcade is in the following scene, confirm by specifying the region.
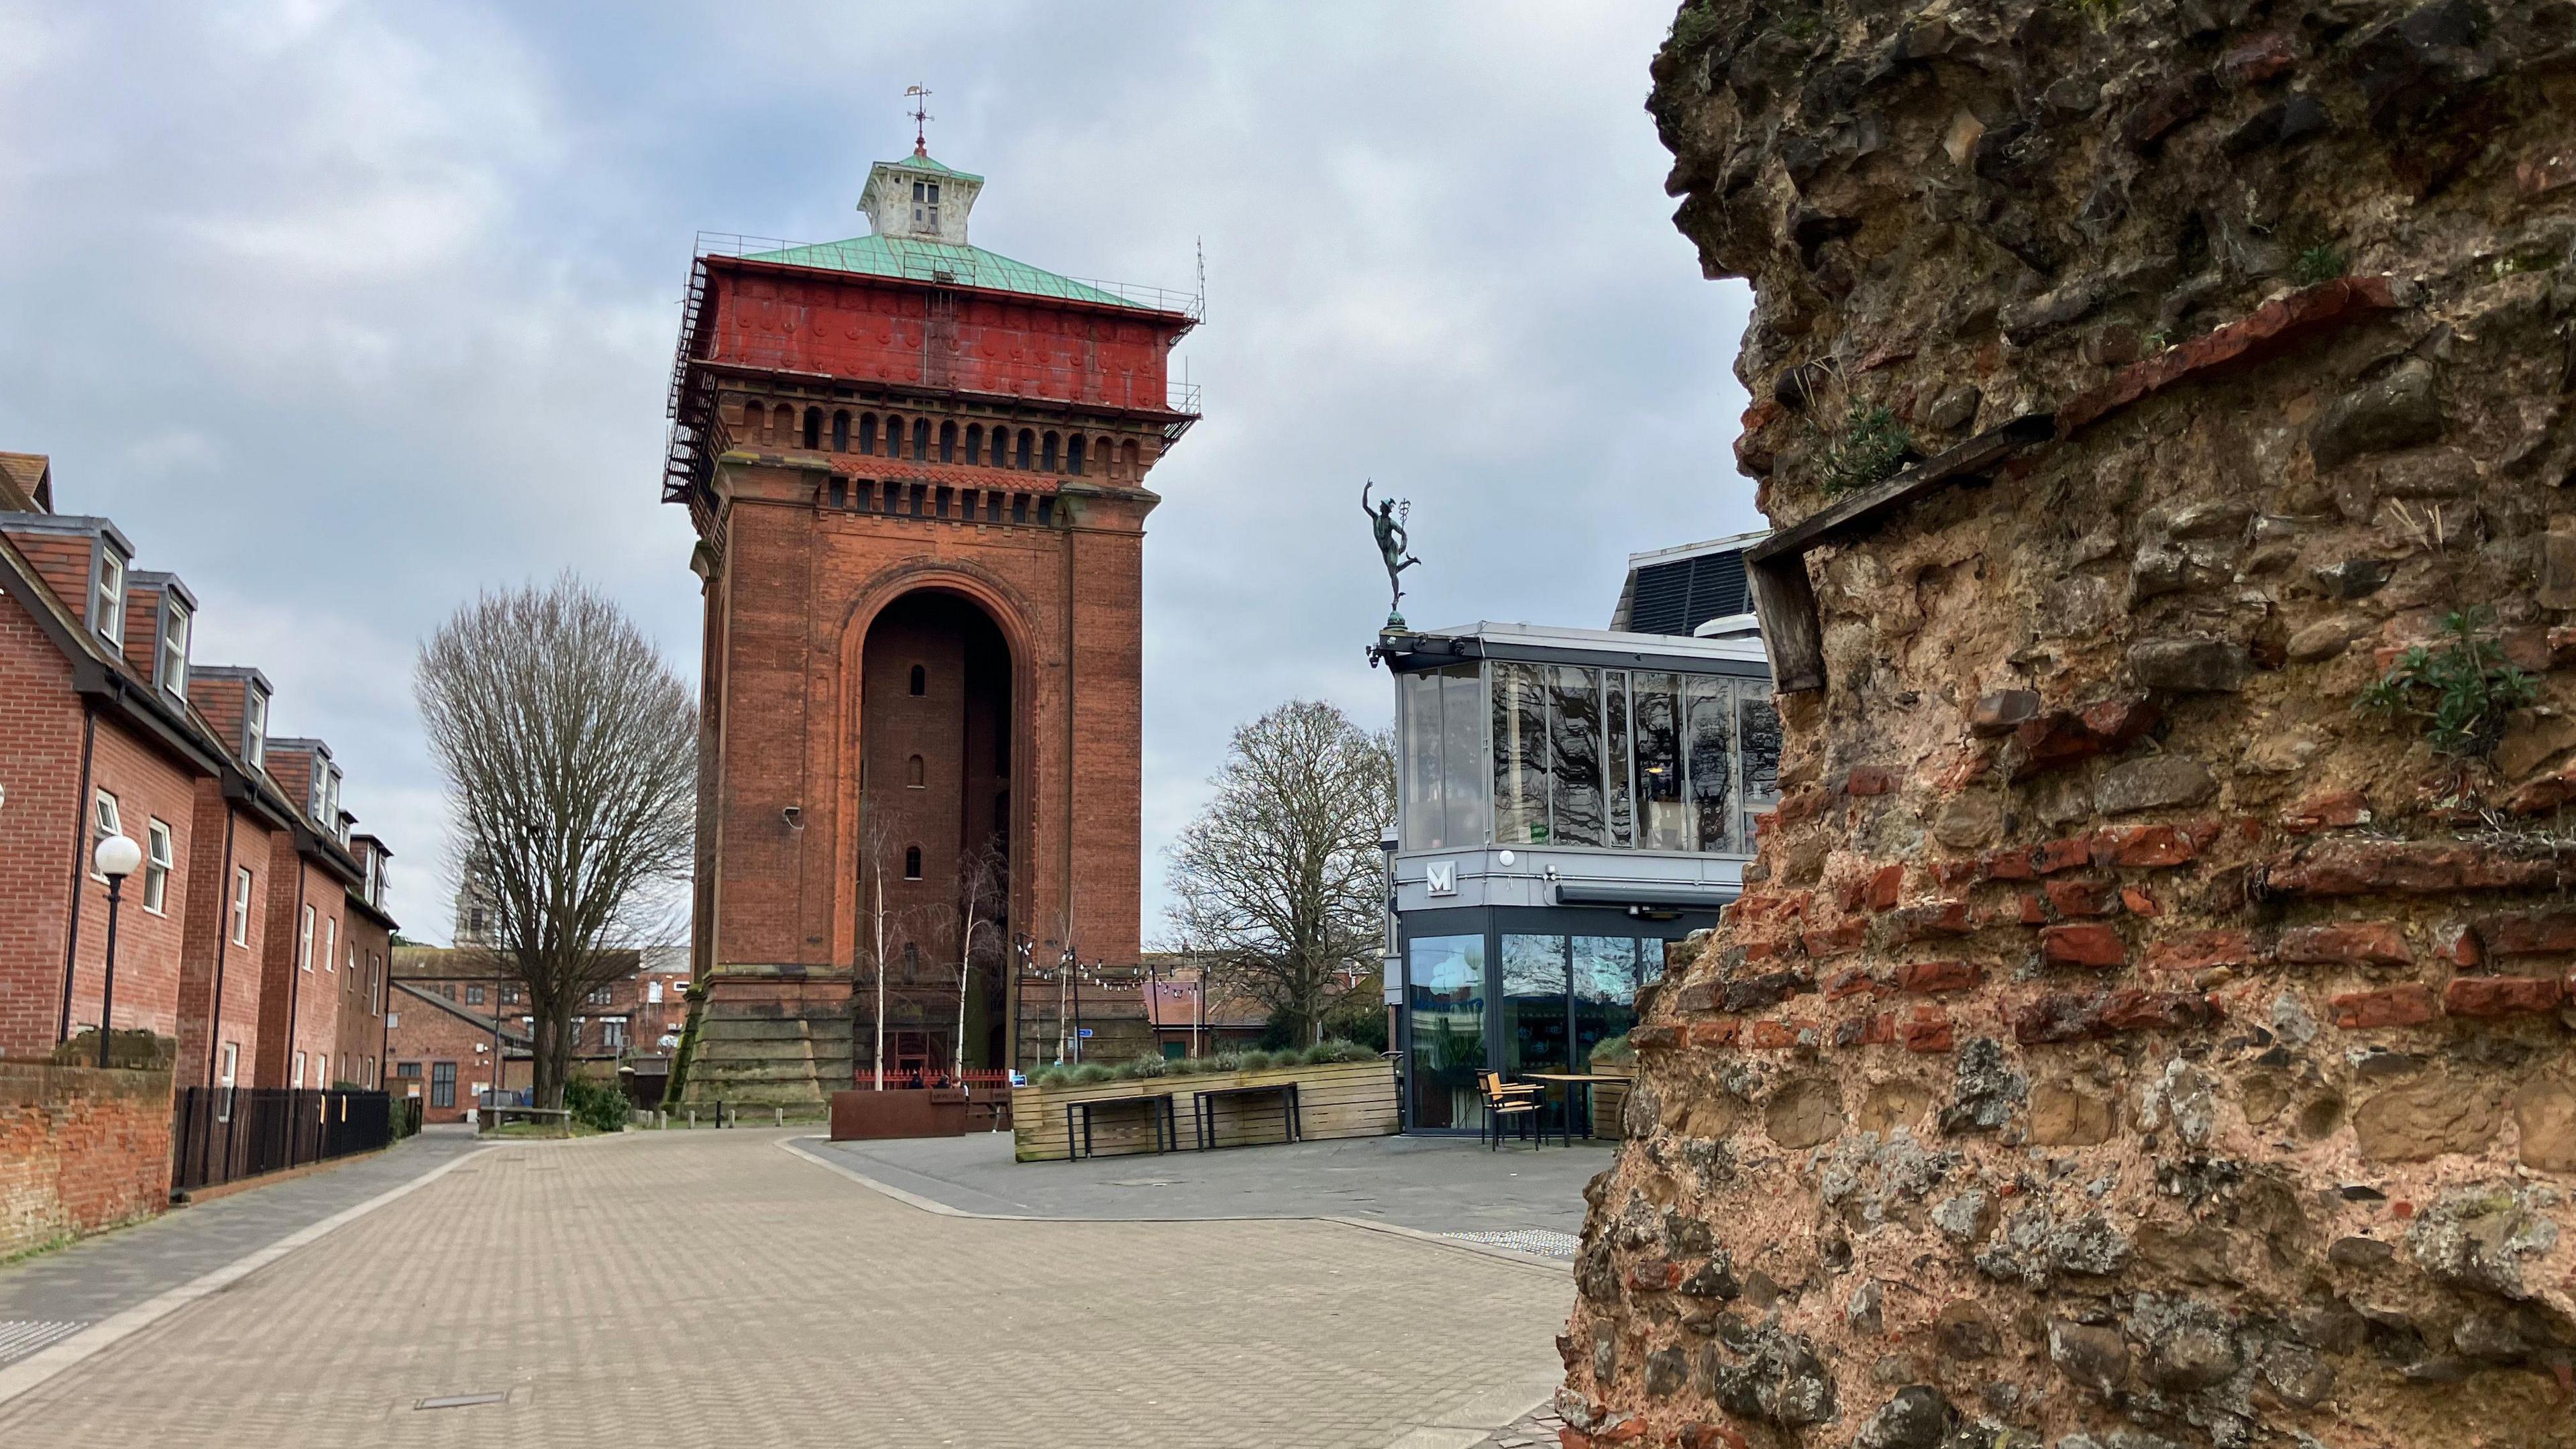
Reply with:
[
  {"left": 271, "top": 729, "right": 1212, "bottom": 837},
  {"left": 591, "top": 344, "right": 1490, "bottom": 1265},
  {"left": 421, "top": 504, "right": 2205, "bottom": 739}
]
[{"left": 664, "top": 143, "right": 1198, "bottom": 1109}]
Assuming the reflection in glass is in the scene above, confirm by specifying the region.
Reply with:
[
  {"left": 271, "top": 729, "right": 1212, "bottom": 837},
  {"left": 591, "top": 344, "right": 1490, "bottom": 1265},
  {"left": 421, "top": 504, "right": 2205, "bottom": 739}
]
[
  {"left": 1401, "top": 665, "right": 1489, "bottom": 851},
  {"left": 1440, "top": 667, "right": 1488, "bottom": 846},
  {"left": 1573, "top": 937, "right": 1644, "bottom": 1069},
  {"left": 1407, "top": 935, "right": 1486, "bottom": 1129},
  {"left": 1400, "top": 671, "right": 1444, "bottom": 851},
  {"left": 1632, "top": 672, "right": 1686, "bottom": 851},
  {"left": 1503, "top": 934, "right": 1572, "bottom": 1075},
  {"left": 1738, "top": 685, "right": 1783, "bottom": 845},
  {"left": 1492, "top": 661, "right": 1548, "bottom": 844},
  {"left": 1685, "top": 675, "right": 1735, "bottom": 853},
  {"left": 1604, "top": 670, "right": 1631, "bottom": 848},
  {"left": 1547, "top": 665, "right": 1605, "bottom": 847}
]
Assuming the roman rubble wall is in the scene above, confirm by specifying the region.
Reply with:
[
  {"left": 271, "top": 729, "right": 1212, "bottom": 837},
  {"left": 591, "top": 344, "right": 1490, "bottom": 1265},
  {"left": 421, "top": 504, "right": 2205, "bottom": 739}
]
[{"left": 1560, "top": 3, "right": 2576, "bottom": 1446}]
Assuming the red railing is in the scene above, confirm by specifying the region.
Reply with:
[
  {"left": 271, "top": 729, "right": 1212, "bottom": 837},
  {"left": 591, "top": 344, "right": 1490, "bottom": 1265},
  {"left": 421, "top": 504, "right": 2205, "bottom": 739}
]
[{"left": 849, "top": 1067, "right": 1018, "bottom": 1091}]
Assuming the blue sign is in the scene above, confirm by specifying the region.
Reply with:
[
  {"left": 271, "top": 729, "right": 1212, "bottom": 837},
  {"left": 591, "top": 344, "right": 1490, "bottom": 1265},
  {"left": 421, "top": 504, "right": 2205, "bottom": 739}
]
[{"left": 1076, "top": 1028, "right": 1095, "bottom": 1038}]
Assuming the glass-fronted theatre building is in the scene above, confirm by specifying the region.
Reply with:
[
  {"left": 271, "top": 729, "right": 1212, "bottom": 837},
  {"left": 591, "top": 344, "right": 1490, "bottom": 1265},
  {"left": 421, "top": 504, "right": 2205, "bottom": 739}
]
[{"left": 1375, "top": 533, "right": 1778, "bottom": 1131}]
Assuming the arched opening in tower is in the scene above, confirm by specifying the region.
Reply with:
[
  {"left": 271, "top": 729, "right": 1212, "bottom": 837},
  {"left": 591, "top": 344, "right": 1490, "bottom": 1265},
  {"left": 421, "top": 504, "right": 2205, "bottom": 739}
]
[{"left": 859, "top": 590, "right": 1014, "bottom": 1079}]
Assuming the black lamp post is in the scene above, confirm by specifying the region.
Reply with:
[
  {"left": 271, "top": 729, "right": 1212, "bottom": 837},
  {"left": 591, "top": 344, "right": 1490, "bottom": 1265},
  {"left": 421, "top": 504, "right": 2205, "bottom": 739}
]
[{"left": 93, "top": 832, "right": 143, "bottom": 1068}]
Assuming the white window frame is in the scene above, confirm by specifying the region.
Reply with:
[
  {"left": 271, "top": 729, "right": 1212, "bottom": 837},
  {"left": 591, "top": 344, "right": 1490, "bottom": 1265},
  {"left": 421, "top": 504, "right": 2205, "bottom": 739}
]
[
  {"left": 292, "top": 1050, "right": 306, "bottom": 1088},
  {"left": 142, "top": 818, "right": 172, "bottom": 914},
  {"left": 244, "top": 686, "right": 268, "bottom": 769},
  {"left": 216, "top": 1042, "right": 238, "bottom": 1122},
  {"left": 158, "top": 598, "right": 191, "bottom": 699},
  {"left": 299, "top": 903, "right": 315, "bottom": 971},
  {"left": 323, "top": 914, "right": 336, "bottom": 972},
  {"left": 93, "top": 544, "right": 125, "bottom": 642},
  {"left": 89, "top": 791, "right": 120, "bottom": 881},
  {"left": 230, "top": 866, "right": 253, "bottom": 945}
]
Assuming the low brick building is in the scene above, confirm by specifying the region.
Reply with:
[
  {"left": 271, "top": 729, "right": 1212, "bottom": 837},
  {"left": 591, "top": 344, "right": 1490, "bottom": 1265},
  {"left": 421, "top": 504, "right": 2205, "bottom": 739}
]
[
  {"left": 0, "top": 449, "right": 398, "bottom": 1092},
  {"left": 384, "top": 942, "right": 686, "bottom": 1116}
]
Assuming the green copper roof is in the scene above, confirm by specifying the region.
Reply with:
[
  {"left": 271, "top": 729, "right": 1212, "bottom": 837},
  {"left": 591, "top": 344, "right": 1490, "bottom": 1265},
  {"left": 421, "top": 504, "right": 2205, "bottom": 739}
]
[
  {"left": 879, "top": 150, "right": 983, "bottom": 181},
  {"left": 743, "top": 233, "right": 1154, "bottom": 311}
]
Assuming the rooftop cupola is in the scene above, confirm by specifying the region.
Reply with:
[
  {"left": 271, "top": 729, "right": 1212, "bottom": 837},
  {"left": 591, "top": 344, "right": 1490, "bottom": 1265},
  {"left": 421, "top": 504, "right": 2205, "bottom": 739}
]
[{"left": 860, "top": 148, "right": 983, "bottom": 246}]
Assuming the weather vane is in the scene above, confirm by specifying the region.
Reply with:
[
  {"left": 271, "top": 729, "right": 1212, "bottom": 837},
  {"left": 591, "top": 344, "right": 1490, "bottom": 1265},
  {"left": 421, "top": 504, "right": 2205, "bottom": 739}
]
[
  {"left": 1361, "top": 480, "right": 1419, "bottom": 629},
  {"left": 905, "top": 83, "right": 934, "bottom": 156}
]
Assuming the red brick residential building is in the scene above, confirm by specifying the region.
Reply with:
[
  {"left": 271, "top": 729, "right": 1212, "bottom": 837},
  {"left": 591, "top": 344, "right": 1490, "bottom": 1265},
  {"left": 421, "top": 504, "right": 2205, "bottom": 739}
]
[
  {"left": 664, "top": 145, "right": 1196, "bottom": 1106},
  {"left": 382, "top": 943, "right": 688, "bottom": 1117},
  {"left": 0, "top": 451, "right": 398, "bottom": 1094}
]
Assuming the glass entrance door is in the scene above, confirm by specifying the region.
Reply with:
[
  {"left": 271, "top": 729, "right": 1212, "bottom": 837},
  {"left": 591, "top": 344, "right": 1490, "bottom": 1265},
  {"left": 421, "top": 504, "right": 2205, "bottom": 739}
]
[{"left": 1406, "top": 935, "right": 1486, "bottom": 1130}]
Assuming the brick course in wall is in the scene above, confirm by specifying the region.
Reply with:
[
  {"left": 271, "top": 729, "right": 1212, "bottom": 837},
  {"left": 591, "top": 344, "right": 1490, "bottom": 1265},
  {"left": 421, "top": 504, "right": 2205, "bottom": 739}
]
[
  {"left": 0, "top": 1064, "right": 172, "bottom": 1258},
  {"left": 1559, "top": 7, "right": 2576, "bottom": 1448}
]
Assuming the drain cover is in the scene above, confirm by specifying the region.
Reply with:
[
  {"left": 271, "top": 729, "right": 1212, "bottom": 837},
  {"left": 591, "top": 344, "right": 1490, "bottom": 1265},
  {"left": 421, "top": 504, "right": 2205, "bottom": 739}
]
[
  {"left": 415, "top": 1392, "right": 508, "bottom": 1410},
  {"left": 1444, "top": 1228, "right": 1582, "bottom": 1260},
  {"left": 0, "top": 1321, "right": 83, "bottom": 1366}
]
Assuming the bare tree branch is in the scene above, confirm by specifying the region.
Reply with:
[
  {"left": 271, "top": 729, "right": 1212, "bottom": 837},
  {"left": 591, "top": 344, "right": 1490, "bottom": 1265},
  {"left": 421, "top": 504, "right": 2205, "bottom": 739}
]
[
  {"left": 415, "top": 574, "right": 696, "bottom": 1109},
  {"left": 1162, "top": 700, "right": 1393, "bottom": 1046}
]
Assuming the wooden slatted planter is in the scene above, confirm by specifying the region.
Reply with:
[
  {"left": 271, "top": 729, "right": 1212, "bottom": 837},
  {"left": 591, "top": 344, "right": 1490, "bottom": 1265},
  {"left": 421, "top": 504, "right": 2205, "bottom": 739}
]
[{"left": 1009, "top": 1058, "right": 1399, "bottom": 1163}]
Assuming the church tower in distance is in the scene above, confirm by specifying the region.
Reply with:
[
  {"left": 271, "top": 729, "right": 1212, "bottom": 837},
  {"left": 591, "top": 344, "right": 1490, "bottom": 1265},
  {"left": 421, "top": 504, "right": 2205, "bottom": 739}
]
[{"left": 663, "top": 139, "right": 1199, "bottom": 1107}]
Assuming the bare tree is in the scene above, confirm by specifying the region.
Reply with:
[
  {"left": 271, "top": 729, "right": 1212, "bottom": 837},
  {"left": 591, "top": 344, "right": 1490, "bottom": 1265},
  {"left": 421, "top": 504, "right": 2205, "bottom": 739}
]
[
  {"left": 1164, "top": 700, "right": 1394, "bottom": 1046},
  {"left": 856, "top": 814, "right": 902, "bottom": 1089},
  {"left": 416, "top": 575, "right": 696, "bottom": 1110},
  {"left": 951, "top": 841, "right": 1006, "bottom": 1081}
]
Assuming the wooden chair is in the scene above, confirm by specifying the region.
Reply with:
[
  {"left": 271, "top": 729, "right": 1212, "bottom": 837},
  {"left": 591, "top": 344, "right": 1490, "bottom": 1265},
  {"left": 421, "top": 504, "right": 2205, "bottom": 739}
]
[{"left": 1477, "top": 1071, "right": 1545, "bottom": 1150}]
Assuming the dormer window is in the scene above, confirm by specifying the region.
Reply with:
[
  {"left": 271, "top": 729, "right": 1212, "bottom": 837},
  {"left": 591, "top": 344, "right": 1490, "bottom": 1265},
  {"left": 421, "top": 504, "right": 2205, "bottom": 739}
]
[
  {"left": 309, "top": 763, "right": 327, "bottom": 820},
  {"left": 93, "top": 544, "right": 125, "bottom": 643},
  {"left": 157, "top": 597, "right": 191, "bottom": 700},
  {"left": 323, "top": 767, "right": 342, "bottom": 835},
  {"left": 244, "top": 685, "right": 269, "bottom": 769}
]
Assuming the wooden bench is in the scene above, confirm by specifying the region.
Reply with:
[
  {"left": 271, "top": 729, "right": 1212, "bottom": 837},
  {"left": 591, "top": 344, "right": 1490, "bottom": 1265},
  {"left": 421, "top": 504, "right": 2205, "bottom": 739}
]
[
  {"left": 480, "top": 1106, "right": 572, "bottom": 1136},
  {"left": 1191, "top": 1081, "right": 1301, "bottom": 1151},
  {"left": 1065, "top": 1093, "right": 1177, "bottom": 1160}
]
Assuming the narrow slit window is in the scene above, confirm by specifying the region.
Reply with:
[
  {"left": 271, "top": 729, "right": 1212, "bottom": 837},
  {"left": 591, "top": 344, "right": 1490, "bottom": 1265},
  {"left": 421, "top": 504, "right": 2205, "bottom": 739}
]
[
  {"left": 859, "top": 414, "right": 878, "bottom": 454},
  {"left": 1041, "top": 432, "right": 1060, "bottom": 472},
  {"left": 831, "top": 411, "right": 850, "bottom": 451},
  {"left": 912, "top": 418, "right": 930, "bottom": 460},
  {"left": 909, "top": 664, "right": 926, "bottom": 696},
  {"left": 802, "top": 407, "right": 822, "bottom": 449},
  {"left": 1067, "top": 436, "right": 1086, "bottom": 476},
  {"left": 965, "top": 424, "right": 983, "bottom": 461},
  {"left": 939, "top": 421, "right": 957, "bottom": 462},
  {"left": 906, "top": 754, "right": 926, "bottom": 788},
  {"left": 1015, "top": 430, "right": 1033, "bottom": 470},
  {"left": 904, "top": 847, "right": 922, "bottom": 880}
]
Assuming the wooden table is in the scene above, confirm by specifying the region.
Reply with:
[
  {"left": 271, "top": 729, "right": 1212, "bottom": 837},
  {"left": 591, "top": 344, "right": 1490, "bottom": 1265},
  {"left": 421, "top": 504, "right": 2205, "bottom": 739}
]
[{"left": 1519, "top": 1073, "right": 1628, "bottom": 1143}]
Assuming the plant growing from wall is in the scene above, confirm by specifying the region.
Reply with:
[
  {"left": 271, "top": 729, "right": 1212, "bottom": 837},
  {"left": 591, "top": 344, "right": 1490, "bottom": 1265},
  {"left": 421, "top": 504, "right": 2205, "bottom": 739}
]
[
  {"left": 1819, "top": 402, "right": 1913, "bottom": 494},
  {"left": 2293, "top": 244, "right": 2348, "bottom": 286},
  {"left": 2356, "top": 608, "right": 2535, "bottom": 759}
]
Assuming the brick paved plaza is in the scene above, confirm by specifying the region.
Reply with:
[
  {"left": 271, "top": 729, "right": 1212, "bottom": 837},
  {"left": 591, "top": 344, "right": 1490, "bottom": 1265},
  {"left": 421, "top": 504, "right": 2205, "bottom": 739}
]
[{"left": 0, "top": 1128, "right": 1570, "bottom": 1447}]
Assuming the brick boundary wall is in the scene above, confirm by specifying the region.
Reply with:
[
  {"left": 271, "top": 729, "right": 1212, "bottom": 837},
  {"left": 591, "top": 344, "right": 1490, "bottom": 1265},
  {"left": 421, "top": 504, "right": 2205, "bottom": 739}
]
[{"left": 0, "top": 1063, "right": 172, "bottom": 1257}]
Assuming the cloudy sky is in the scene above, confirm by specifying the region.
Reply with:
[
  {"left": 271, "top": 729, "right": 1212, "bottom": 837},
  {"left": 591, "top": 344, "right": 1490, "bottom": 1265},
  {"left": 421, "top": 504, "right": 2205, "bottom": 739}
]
[{"left": 0, "top": 0, "right": 1757, "bottom": 945}]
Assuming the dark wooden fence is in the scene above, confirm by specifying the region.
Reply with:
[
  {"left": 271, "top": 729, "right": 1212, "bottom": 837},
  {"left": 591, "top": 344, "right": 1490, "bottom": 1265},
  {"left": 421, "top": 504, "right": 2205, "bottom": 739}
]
[{"left": 171, "top": 1087, "right": 397, "bottom": 1193}]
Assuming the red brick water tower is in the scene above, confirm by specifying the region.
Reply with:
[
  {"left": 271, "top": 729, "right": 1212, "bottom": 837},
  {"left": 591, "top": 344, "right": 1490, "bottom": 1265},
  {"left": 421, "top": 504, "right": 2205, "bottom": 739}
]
[{"left": 662, "top": 142, "right": 1199, "bottom": 1106}]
